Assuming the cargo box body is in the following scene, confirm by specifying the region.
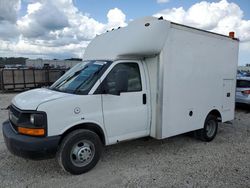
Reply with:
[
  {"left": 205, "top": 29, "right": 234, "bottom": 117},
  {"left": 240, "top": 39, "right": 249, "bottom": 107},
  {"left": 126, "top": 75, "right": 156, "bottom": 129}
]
[
  {"left": 83, "top": 17, "right": 239, "bottom": 139},
  {"left": 156, "top": 23, "right": 238, "bottom": 139}
]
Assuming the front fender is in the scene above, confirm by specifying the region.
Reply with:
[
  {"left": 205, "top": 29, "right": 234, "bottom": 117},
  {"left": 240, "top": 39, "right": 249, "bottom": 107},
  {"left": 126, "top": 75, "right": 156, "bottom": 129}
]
[
  {"left": 37, "top": 94, "right": 106, "bottom": 139},
  {"left": 60, "top": 121, "right": 108, "bottom": 145}
]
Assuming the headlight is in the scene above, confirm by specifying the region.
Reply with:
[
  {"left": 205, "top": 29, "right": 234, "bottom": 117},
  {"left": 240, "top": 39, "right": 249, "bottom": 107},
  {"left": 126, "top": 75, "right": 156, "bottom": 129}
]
[
  {"left": 29, "top": 113, "right": 45, "bottom": 127},
  {"left": 18, "top": 113, "right": 46, "bottom": 136},
  {"left": 9, "top": 105, "right": 47, "bottom": 137},
  {"left": 30, "top": 114, "right": 35, "bottom": 124}
]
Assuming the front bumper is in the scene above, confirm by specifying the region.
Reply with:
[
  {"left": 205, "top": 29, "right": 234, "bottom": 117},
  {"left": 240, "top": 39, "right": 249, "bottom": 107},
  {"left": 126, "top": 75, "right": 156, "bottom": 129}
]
[{"left": 2, "top": 120, "right": 61, "bottom": 160}]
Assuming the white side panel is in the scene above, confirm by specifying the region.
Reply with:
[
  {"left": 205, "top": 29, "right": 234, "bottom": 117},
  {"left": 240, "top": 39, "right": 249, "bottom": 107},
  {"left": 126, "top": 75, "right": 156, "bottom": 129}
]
[
  {"left": 222, "top": 79, "right": 236, "bottom": 121},
  {"left": 222, "top": 79, "right": 234, "bottom": 111},
  {"left": 159, "top": 25, "right": 239, "bottom": 138},
  {"left": 102, "top": 92, "right": 149, "bottom": 144}
]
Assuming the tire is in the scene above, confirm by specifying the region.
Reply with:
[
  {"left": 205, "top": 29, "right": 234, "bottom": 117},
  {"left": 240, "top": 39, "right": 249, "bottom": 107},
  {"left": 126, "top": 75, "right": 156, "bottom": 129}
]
[
  {"left": 195, "top": 114, "right": 218, "bottom": 142},
  {"left": 57, "top": 129, "right": 103, "bottom": 175}
]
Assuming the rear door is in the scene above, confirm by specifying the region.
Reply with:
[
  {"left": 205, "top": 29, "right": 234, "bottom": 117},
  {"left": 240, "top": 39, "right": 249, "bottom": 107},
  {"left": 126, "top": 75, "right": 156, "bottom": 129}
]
[{"left": 94, "top": 61, "right": 150, "bottom": 144}]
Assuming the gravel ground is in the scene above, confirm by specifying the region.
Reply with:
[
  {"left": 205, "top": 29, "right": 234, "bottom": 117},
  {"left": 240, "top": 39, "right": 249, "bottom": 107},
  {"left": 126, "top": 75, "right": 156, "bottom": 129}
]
[{"left": 0, "top": 93, "right": 250, "bottom": 188}]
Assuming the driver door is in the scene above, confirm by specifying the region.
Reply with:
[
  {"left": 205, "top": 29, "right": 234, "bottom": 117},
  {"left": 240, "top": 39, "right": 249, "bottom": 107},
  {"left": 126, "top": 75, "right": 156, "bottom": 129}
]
[{"left": 96, "top": 61, "right": 149, "bottom": 144}]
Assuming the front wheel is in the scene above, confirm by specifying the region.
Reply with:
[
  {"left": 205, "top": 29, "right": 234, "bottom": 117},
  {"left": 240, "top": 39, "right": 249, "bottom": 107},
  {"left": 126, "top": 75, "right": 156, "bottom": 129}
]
[
  {"left": 195, "top": 114, "right": 218, "bottom": 142},
  {"left": 57, "top": 129, "right": 103, "bottom": 175}
]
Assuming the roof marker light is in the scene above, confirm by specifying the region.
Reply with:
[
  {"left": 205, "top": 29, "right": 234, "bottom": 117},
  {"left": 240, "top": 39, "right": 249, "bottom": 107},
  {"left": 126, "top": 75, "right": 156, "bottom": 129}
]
[{"left": 229, "top": 32, "right": 235, "bottom": 39}]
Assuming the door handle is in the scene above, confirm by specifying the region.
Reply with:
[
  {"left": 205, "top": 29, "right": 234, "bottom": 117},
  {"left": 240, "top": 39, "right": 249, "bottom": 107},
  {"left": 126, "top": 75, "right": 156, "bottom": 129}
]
[{"left": 142, "top": 94, "right": 146, "bottom": 104}]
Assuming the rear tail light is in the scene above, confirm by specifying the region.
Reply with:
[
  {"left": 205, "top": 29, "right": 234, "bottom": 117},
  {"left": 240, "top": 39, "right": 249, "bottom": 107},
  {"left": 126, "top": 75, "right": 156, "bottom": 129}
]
[{"left": 241, "top": 90, "right": 250, "bottom": 95}]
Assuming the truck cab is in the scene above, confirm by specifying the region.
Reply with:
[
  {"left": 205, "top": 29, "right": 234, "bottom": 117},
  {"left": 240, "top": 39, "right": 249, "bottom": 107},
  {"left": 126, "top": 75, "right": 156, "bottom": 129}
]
[
  {"left": 44, "top": 59, "right": 151, "bottom": 144},
  {"left": 3, "top": 59, "right": 152, "bottom": 174}
]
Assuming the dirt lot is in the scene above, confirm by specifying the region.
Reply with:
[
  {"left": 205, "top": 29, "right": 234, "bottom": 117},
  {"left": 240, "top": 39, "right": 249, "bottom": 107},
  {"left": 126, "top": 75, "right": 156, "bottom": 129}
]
[{"left": 0, "top": 93, "right": 250, "bottom": 188}]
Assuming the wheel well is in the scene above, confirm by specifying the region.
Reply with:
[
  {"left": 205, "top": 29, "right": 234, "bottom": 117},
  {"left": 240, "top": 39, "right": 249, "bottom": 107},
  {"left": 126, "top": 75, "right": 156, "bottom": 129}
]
[
  {"left": 208, "top": 109, "right": 222, "bottom": 122},
  {"left": 60, "top": 123, "right": 106, "bottom": 145}
]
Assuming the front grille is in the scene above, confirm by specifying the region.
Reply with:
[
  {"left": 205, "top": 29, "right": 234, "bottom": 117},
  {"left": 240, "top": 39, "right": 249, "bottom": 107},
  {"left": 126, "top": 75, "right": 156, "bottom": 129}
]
[
  {"left": 9, "top": 105, "right": 21, "bottom": 131},
  {"left": 9, "top": 105, "right": 21, "bottom": 118},
  {"left": 10, "top": 121, "right": 18, "bottom": 132}
]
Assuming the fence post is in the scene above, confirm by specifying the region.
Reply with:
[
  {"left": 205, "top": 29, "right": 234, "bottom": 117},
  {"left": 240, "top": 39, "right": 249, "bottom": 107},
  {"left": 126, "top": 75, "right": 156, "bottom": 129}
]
[
  {"left": 47, "top": 69, "right": 50, "bottom": 86},
  {"left": 0, "top": 69, "right": 3, "bottom": 91},
  {"left": 23, "top": 69, "right": 26, "bottom": 89},
  {"left": 33, "top": 69, "right": 36, "bottom": 88},
  {"left": 12, "top": 69, "right": 15, "bottom": 90}
]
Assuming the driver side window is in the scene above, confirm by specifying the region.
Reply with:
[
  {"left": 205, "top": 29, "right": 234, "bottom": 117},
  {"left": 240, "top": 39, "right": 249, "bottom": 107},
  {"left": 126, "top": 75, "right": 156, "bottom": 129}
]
[{"left": 96, "top": 62, "right": 142, "bottom": 94}]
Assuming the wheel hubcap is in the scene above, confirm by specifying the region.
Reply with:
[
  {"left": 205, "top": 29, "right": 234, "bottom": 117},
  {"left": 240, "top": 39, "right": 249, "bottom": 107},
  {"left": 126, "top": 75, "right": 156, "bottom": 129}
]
[{"left": 70, "top": 140, "right": 95, "bottom": 167}]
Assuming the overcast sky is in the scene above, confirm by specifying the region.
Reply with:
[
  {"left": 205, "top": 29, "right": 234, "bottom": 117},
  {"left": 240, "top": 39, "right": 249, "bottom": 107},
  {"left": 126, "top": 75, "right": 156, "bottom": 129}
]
[{"left": 0, "top": 0, "right": 249, "bottom": 65}]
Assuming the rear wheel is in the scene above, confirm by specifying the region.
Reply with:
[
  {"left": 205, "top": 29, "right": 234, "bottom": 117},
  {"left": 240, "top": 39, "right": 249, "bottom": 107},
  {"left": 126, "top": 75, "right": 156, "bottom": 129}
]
[
  {"left": 57, "top": 129, "right": 103, "bottom": 175},
  {"left": 195, "top": 114, "right": 218, "bottom": 142}
]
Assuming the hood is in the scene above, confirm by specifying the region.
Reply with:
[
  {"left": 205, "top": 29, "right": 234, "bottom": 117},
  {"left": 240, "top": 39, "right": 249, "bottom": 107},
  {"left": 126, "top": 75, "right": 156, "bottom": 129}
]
[{"left": 12, "top": 88, "right": 73, "bottom": 110}]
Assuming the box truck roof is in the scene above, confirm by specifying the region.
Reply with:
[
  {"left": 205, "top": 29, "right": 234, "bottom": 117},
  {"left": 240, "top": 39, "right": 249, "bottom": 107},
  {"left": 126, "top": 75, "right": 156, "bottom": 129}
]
[
  {"left": 83, "top": 16, "right": 238, "bottom": 61},
  {"left": 83, "top": 17, "right": 170, "bottom": 60}
]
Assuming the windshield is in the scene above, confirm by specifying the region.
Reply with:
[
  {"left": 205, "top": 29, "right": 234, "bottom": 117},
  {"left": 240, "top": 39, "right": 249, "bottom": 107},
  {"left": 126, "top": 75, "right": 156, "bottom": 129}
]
[{"left": 50, "top": 60, "right": 111, "bottom": 94}]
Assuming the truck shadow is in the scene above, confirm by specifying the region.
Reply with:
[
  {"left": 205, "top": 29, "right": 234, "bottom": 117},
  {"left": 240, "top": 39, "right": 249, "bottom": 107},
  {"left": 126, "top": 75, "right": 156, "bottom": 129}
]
[
  {"left": 1, "top": 124, "right": 232, "bottom": 186},
  {"left": 235, "top": 103, "right": 250, "bottom": 113},
  {"left": 1, "top": 133, "right": 198, "bottom": 177}
]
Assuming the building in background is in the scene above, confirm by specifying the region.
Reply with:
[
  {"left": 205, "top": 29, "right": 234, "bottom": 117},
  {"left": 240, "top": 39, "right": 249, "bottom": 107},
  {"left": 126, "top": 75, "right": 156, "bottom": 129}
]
[{"left": 26, "top": 59, "right": 81, "bottom": 69}]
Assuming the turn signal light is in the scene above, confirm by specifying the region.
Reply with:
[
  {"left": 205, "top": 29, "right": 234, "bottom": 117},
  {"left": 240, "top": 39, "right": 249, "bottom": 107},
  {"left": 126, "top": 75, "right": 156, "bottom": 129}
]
[
  {"left": 242, "top": 90, "right": 250, "bottom": 95},
  {"left": 18, "top": 127, "right": 45, "bottom": 136}
]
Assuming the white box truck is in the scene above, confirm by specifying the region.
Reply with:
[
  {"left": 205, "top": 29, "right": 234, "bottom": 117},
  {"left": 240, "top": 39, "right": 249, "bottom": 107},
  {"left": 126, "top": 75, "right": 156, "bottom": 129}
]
[{"left": 2, "top": 16, "right": 239, "bottom": 174}]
